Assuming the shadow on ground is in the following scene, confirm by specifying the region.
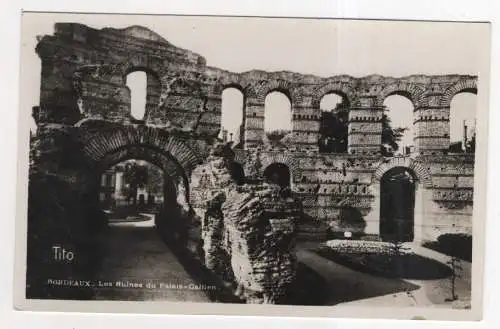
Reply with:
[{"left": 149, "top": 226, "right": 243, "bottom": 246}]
[
  {"left": 315, "top": 248, "right": 453, "bottom": 280},
  {"left": 281, "top": 263, "right": 330, "bottom": 305},
  {"left": 159, "top": 232, "right": 245, "bottom": 304},
  {"left": 296, "top": 248, "right": 422, "bottom": 305}
]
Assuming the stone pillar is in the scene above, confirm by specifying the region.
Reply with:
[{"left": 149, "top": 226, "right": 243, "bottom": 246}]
[
  {"left": 244, "top": 98, "right": 265, "bottom": 149},
  {"left": 292, "top": 101, "right": 320, "bottom": 152},
  {"left": 114, "top": 172, "right": 123, "bottom": 199},
  {"left": 414, "top": 94, "right": 450, "bottom": 154},
  {"left": 348, "top": 96, "right": 383, "bottom": 155}
]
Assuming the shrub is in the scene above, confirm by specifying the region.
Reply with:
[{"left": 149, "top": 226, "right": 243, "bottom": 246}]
[
  {"left": 423, "top": 233, "right": 472, "bottom": 262},
  {"left": 266, "top": 129, "right": 291, "bottom": 141}
]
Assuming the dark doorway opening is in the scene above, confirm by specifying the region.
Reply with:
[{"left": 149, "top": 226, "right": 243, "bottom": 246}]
[
  {"left": 380, "top": 167, "right": 416, "bottom": 242},
  {"left": 263, "top": 163, "right": 291, "bottom": 188},
  {"left": 229, "top": 162, "right": 246, "bottom": 185}
]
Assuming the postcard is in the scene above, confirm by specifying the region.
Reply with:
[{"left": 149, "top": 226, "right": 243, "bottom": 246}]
[{"left": 14, "top": 12, "right": 491, "bottom": 320}]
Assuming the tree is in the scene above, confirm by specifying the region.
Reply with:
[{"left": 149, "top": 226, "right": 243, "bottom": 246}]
[
  {"left": 318, "top": 100, "right": 349, "bottom": 153},
  {"left": 122, "top": 162, "right": 149, "bottom": 205},
  {"left": 266, "top": 129, "right": 291, "bottom": 141},
  {"left": 446, "top": 256, "right": 463, "bottom": 301},
  {"left": 381, "top": 111, "right": 408, "bottom": 156},
  {"left": 466, "top": 131, "right": 476, "bottom": 153},
  {"left": 146, "top": 164, "right": 164, "bottom": 195}
]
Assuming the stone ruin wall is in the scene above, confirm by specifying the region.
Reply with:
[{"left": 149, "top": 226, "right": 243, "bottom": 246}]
[
  {"left": 33, "top": 23, "right": 477, "bottom": 246},
  {"left": 190, "top": 144, "right": 301, "bottom": 303},
  {"left": 234, "top": 150, "right": 474, "bottom": 242}
]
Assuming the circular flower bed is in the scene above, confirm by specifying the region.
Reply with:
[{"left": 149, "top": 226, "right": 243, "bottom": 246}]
[{"left": 325, "top": 239, "right": 403, "bottom": 254}]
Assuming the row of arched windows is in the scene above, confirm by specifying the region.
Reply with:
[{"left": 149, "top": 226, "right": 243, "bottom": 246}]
[
  {"left": 218, "top": 87, "right": 477, "bottom": 155},
  {"left": 71, "top": 70, "right": 476, "bottom": 156}
]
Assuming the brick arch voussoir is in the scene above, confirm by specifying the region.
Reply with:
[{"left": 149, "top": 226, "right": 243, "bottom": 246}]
[
  {"left": 441, "top": 78, "right": 478, "bottom": 107},
  {"left": 373, "top": 157, "right": 432, "bottom": 188},
  {"left": 211, "top": 76, "right": 252, "bottom": 97},
  {"left": 311, "top": 82, "right": 356, "bottom": 108},
  {"left": 255, "top": 80, "right": 300, "bottom": 105},
  {"left": 80, "top": 125, "right": 201, "bottom": 176},
  {"left": 378, "top": 82, "right": 425, "bottom": 108},
  {"left": 119, "top": 59, "right": 163, "bottom": 84}
]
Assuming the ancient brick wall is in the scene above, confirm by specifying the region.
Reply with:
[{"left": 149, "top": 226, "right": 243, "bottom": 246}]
[
  {"left": 35, "top": 24, "right": 478, "bottom": 156},
  {"left": 233, "top": 149, "right": 475, "bottom": 242}
]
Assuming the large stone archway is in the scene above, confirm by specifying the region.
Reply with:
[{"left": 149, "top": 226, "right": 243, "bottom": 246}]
[
  {"left": 366, "top": 157, "right": 433, "bottom": 241},
  {"left": 94, "top": 144, "right": 190, "bottom": 207},
  {"left": 76, "top": 123, "right": 202, "bottom": 248},
  {"left": 379, "top": 167, "right": 417, "bottom": 242}
]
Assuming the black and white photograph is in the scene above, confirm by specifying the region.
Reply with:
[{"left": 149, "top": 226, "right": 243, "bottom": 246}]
[{"left": 14, "top": 12, "right": 491, "bottom": 320}]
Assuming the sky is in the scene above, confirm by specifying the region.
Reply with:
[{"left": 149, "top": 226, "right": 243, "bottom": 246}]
[{"left": 21, "top": 13, "right": 484, "bottom": 146}]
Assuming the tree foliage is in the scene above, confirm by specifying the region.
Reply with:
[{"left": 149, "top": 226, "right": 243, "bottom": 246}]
[
  {"left": 145, "top": 164, "right": 164, "bottom": 194},
  {"left": 122, "top": 162, "right": 149, "bottom": 204},
  {"left": 266, "top": 129, "right": 292, "bottom": 141},
  {"left": 381, "top": 111, "right": 408, "bottom": 156},
  {"left": 467, "top": 132, "right": 476, "bottom": 153},
  {"left": 317, "top": 102, "right": 411, "bottom": 156},
  {"left": 318, "top": 100, "right": 349, "bottom": 153}
]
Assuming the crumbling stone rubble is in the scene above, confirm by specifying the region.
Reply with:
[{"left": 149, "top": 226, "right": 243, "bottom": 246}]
[{"left": 191, "top": 143, "right": 302, "bottom": 303}]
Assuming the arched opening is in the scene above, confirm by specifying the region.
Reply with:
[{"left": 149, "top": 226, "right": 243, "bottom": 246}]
[
  {"left": 87, "top": 152, "right": 210, "bottom": 301},
  {"left": 264, "top": 91, "right": 292, "bottom": 140},
  {"left": 380, "top": 167, "right": 416, "bottom": 242},
  {"left": 126, "top": 71, "right": 147, "bottom": 121},
  {"left": 382, "top": 94, "right": 415, "bottom": 156},
  {"left": 220, "top": 87, "right": 244, "bottom": 146},
  {"left": 449, "top": 91, "right": 477, "bottom": 153},
  {"left": 318, "top": 93, "right": 349, "bottom": 153},
  {"left": 95, "top": 145, "right": 190, "bottom": 226},
  {"left": 263, "top": 163, "right": 291, "bottom": 188}
]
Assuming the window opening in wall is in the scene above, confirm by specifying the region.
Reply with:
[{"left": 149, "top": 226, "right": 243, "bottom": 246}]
[
  {"left": 220, "top": 87, "right": 244, "bottom": 147},
  {"left": 382, "top": 94, "right": 414, "bottom": 156},
  {"left": 318, "top": 93, "right": 349, "bottom": 153},
  {"left": 449, "top": 91, "right": 477, "bottom": 154},
  {"left": 126, "top": 71, "right": 147, "bottom": 121},
  {"left": 264, "top": 91, "right": 292, "bottom": 143}
]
